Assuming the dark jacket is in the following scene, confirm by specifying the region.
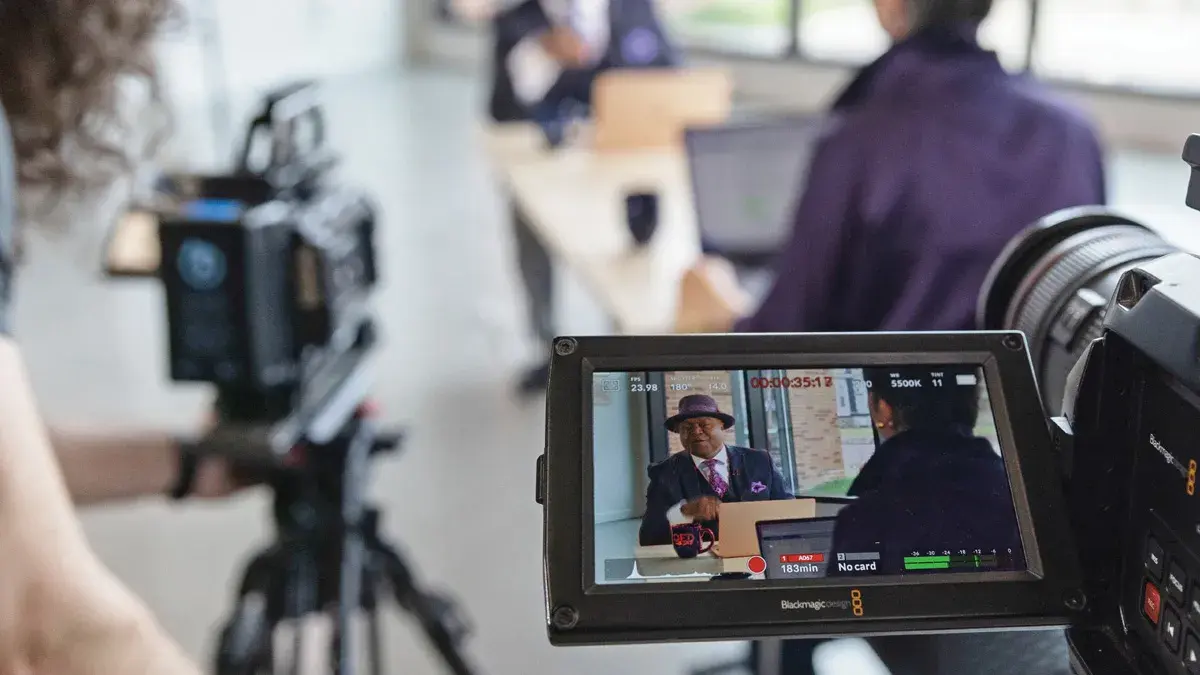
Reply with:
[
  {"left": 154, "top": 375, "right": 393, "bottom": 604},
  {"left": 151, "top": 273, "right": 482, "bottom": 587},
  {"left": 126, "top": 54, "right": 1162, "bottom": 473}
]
[
  {"left": 734, "top": 24, "right": 1107, "bottom": 334},
  {"left": 830, "top": 429, "right": 1024, "bottom": 575},
  {"left": 639, "top": 445, "right": 793, "bottom": 546},
  {"left": 489, "top": 0, "right": 680, "bottom": 122}
]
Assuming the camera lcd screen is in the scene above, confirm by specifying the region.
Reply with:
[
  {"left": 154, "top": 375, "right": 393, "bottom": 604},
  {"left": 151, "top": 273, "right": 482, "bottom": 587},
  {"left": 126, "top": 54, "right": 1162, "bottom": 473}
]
[{"left": 591, "top": 365, "right": 1027, "bottom": 586}]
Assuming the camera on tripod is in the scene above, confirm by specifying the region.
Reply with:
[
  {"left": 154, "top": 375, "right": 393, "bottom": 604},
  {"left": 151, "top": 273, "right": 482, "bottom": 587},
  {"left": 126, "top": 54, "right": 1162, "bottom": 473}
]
[
  {"left": 540, "top": 134, "right": 1200, "bottom": 675},
  {"left": 109, "top": 81, "right": 382, "bottom": 457},
  {"left": 106, "top": 83, "right": 483, "bottom": 675}
]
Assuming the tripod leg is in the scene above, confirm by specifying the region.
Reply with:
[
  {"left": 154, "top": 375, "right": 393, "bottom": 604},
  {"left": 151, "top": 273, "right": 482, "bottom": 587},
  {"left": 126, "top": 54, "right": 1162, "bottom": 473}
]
[
  {"left": 368, "top": 601, "right": 384, "bottom": 675},
  {"left": 360, "top": 563, "right": 385, "bottom": 675},
  {"left": 368, "top": 537, "right": 480, "bottom": 675},
  {"left": 215, "top": 549, "right": 283, "bottom": 675}
]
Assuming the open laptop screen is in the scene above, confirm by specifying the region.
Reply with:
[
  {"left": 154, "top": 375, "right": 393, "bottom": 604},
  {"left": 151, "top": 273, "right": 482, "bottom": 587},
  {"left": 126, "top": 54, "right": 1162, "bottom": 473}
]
[
  {"left": 685, "top": 117, "right": 827, "bottom": 266},
  {"left": 757, "top": 517, "right": 839, "bottom": 580}
]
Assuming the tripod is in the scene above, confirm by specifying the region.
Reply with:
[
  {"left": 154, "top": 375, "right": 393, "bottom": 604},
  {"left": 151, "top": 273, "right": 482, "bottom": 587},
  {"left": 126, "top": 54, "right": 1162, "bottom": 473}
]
[{"left": 214, "top": 407, "right": 481, "bottom": 675}]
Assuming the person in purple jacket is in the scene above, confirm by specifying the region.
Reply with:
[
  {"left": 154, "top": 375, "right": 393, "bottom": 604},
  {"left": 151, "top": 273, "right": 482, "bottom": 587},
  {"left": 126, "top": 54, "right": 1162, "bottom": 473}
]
[
  {"left": 674, "top": 1, "right": 1104, "bottom": 673},
  {"left": 673, "top": 0, "right": 1107, "bottom": 339}
]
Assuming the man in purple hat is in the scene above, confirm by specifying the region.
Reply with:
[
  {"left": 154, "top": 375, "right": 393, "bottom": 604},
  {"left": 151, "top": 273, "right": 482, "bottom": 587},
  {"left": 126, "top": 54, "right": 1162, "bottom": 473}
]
[{"left": 639, "top": 394, "right": 793, "bottom": 546}]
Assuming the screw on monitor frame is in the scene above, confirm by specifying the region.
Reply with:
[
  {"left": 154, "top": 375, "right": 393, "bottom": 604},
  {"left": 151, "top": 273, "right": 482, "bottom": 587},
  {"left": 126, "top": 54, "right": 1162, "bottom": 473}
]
[
  {"left": 1002, "top": 334, "right": 1024, "bottom": 351},
  {"left": 1064, "top": 590, "right": 1088, "bottom": 611},
  {"left": 551, "top": 606, "right": 579, "bottom": 631},
  {"left": 554, "top": 338, "right": 578, "bottom": 356}
]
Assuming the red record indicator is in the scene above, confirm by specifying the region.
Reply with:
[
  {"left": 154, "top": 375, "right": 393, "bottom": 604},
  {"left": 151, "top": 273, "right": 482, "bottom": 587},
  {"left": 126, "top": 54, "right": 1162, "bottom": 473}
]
[{"left": 747, "top": 556, "right": 767, "bottom": 575}]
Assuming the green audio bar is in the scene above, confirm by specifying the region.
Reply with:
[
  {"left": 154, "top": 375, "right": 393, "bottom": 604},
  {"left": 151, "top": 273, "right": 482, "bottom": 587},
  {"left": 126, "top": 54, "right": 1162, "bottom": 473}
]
[
  {"left": 904, "top": 556, "right": 951, "bottom": 564},
  {"left": 905, "top": 553, "right": 1003, "bottom": 571},
  {"left": 905, "top": 561, "right": 950, "bottom": 570}
]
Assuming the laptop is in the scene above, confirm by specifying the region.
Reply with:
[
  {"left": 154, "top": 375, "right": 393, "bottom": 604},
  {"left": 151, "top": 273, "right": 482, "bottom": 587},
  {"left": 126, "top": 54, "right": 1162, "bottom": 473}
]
[
  {"left": 685, "top": 117, "right": 829, "bottom": 296},
  {"left": 591, "top": 68, "right": 732, "bottom": 152},
  {"left": 712, "top": 498, "right": 816, "bottom": 559},
  {"left": 755, "top": 516, "right": 840, "bottom": 580}
]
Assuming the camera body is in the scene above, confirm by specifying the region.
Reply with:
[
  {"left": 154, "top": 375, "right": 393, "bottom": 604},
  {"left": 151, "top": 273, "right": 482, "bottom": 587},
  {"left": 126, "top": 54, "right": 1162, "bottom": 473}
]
[
  {"left": 158, "top": 175, "right": 377, "bottom": 392},
  {"left": 107, "top": 83, "right": 383, "bottom": 461},
  {"left": 135, "top": 83, "right": 381, "bottom": 414},
  {"left": 1059, "top": 252, "right": 1200, "bottom": 675},
  {"left": 539, "top": 134, "right": 1200, "bottom": 675}
]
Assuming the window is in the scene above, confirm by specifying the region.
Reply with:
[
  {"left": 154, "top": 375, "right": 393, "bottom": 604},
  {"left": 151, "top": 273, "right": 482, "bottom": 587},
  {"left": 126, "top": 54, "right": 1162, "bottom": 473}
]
[
  {"left": 783, "top": 368, "right": 874, "bottom": 496},
  {"left": 798, "top": 0, "right": 1033, "bottom": 71},
  {"left": 659, "top": 371, "right": 749, "bottom": 456},
  {"left": 659, "top": 0, "right": 792, "bottom": 57},
  {"left": 1031, "top": 0, "right": 1200, "bottom": 94},
  {"left": 797, "top": 0, "right": 889, "bottom": 64},
  {"left": 435, "top": 0, "right": 1200, "bottom": 96}
]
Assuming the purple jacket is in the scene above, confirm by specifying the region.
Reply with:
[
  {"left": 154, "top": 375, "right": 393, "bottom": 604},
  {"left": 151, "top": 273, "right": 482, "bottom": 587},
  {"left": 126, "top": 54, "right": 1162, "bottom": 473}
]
[{"left": 735, "top": 25, "right": 1107, "bottom": 333}]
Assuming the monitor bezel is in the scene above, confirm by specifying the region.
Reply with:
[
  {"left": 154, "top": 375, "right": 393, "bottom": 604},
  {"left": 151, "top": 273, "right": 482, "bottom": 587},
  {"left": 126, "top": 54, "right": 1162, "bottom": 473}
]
[{"left": 542, "top": 331, "right": 1083, "bottom": 645}]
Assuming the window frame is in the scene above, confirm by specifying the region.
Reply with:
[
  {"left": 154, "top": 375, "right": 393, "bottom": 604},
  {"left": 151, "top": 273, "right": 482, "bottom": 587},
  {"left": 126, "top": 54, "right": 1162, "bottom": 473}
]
[{"left": 676, "top": 0, "right": 1199, "bottom": 101}]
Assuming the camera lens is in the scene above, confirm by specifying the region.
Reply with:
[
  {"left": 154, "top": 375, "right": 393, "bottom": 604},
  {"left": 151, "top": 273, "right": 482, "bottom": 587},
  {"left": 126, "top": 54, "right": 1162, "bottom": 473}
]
[{"left": 977, "top": 206, "right": 1178, "bottom": 414}]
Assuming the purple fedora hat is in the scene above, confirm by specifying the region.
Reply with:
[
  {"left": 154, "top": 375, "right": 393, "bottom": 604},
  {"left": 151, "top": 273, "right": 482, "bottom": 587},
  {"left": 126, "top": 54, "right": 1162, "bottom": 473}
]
[{"left": 665, "top": 394, "right": 735, "bottom": 432}]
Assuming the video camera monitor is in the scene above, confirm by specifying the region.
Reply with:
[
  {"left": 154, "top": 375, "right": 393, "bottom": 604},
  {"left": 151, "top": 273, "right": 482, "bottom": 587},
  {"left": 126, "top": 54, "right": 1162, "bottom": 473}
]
[{"left": 539, "top": 331, "right": 1084, "bottom": 644}]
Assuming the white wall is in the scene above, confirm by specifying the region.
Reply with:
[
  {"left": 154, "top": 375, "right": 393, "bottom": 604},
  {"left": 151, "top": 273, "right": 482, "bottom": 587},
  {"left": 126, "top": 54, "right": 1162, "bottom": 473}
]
[
  {"left": 592, "top": 373, "right": 652, "bottom": 524},
  {"left": 155, "top": 0, "right": 407, "bottom": 167}
]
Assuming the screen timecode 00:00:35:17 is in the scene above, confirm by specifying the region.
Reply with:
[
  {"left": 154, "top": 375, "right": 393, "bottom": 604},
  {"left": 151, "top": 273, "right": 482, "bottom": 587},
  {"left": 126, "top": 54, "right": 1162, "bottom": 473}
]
[{"left": 750, "top": 376, "right": 834, "bottom": 389}]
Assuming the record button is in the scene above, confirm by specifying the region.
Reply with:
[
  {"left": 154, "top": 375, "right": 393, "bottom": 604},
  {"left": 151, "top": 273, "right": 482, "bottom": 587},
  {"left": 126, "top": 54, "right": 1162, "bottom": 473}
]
[{"left": 1146, "top": 582, "right": 1163, "bottom": 625}]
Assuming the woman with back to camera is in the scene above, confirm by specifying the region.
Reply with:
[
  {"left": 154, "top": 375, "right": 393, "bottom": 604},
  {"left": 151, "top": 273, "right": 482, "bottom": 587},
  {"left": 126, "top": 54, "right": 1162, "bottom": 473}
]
[
  {"left": 669, "top": 0, "right": 1104, "bottom": 671},
  {"left": 673, "top": 0, "right": 1107, "bottom": 335},
  {"left": 0, "top": 1, "right": 252, "bottom": 672},
  {"left": 829, "top": 367, "right": 1023, "bottom": 574}
]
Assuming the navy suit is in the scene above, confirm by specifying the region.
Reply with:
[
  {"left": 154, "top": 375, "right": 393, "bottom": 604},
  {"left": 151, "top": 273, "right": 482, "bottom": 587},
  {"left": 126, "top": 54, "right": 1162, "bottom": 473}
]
[
  {"left": 489, "top": 1, "right": 681, "bottom": 364},
  {"left": 489, "top": 0, "right": 680, "bottom": 123},
  {"left": 639, "top": 446, "right": 793, "bottom": 546}
]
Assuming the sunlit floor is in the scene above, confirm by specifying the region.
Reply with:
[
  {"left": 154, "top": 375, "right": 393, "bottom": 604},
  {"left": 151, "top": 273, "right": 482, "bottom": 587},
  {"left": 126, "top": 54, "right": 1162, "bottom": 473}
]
[{"left": 13, "top": 65, "right": 1199, "bottom": 675}]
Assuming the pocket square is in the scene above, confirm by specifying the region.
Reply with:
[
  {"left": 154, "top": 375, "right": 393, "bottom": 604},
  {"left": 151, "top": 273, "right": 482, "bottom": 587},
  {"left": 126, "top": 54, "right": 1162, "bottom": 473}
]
[{"left": 750, "top": 481, "right": 767, "bottom": 494}]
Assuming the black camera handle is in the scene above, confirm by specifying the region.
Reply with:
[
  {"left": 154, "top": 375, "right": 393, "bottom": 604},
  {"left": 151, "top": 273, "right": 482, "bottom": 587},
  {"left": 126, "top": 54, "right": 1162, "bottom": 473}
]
[{"left": 235, "top": 81, "right": 335, "bottom": 195}]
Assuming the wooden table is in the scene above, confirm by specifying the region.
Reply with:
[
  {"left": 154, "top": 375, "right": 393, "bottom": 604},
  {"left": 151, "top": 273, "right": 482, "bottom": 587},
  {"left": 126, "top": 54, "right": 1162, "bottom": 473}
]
[{"left": 479, "top": 122, "right": 702, "bottom": 335}]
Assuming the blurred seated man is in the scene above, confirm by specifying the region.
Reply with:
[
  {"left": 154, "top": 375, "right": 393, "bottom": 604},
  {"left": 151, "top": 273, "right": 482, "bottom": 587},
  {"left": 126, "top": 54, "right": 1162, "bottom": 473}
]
[
  {"left": 489, "top": 0, "right": 680, "bottom": 394},
  {"left": 674, "top": 0, "right": 1107, "bottom": 336},
  {"left": 830, "top": 368, "right": 1023, "bottom": 575},
  {"left": 639, "top": 395, "right": 792, "bottom": 546}
]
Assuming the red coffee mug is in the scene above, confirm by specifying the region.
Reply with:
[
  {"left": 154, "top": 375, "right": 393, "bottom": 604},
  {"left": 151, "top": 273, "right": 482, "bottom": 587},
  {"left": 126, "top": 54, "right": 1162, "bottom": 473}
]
[{"left": 671, "top": 523, "right": 715, "bottom": 558}]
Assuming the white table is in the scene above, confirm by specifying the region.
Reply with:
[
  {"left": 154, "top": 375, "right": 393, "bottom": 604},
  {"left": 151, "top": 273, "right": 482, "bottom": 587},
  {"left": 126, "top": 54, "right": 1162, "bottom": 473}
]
[
  {"left": 479, "top": 122, "right": 702, "bottom": 335},
  {"left": 623, "top": 544, "right": 762, "bottom": 582}
]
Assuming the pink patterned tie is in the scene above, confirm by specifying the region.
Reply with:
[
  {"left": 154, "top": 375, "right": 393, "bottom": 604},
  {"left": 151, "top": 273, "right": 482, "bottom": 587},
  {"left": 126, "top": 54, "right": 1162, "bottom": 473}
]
[{"left": 702, "top": 458, "right": 730, "bottom": 498}]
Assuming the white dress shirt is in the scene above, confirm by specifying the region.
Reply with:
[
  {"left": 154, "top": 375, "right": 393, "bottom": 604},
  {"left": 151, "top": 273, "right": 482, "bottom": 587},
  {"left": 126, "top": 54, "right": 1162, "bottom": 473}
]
[
  {"left": 666, "top": 446, "right": 730, "bottom": 525},
  {"left": 504, "top": 0, "right": 612, "bottom": 105}
]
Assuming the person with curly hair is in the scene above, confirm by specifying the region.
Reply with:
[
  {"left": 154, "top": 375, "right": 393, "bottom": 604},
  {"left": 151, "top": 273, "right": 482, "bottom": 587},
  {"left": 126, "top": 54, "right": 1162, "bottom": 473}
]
[{"left": 0, "top": 1, "right": 245, "bottom": 672}]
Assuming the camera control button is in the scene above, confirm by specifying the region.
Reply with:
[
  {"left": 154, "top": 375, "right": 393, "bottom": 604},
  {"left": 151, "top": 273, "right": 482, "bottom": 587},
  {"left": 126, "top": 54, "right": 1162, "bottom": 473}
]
[
  {"left": 1188, "top": 586, "right": 1200, "bottom": 629},
  {"left": 1146, "top": 582, "right": 1163, "bottom": 625},
  {"left": 1147, "top": 537, "right": 1165, "bottom": 580},
  {"left": 1185, "top": 633, "right": 1200, "bottom": 674},
  {"left": 1169, "top": 563, "right": 1188, "bottom": 605},
  {"left": 1164, "top": 607, "right": 1183, "bottom": 653},
  {"left": 535, "top": 454, "right": 546, "bottom": 505}
]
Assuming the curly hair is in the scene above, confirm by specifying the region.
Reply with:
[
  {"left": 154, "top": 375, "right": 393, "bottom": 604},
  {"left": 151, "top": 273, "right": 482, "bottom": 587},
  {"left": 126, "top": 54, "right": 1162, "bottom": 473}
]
[{"left": 0, "top": 0, "right": 179, "bottom": 194}]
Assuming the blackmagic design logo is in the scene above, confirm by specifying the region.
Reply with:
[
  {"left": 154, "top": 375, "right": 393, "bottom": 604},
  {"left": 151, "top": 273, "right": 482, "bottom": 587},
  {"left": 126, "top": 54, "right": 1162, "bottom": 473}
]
[
  {"left": 780, "top": 599, "right": 852, "bottom": 612},
  {"left": 851, "top": 589, "right": 864, "bottom": 617},
  {"left": 1149, "top": 433, "right": 1186, "bottom": 478}
]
